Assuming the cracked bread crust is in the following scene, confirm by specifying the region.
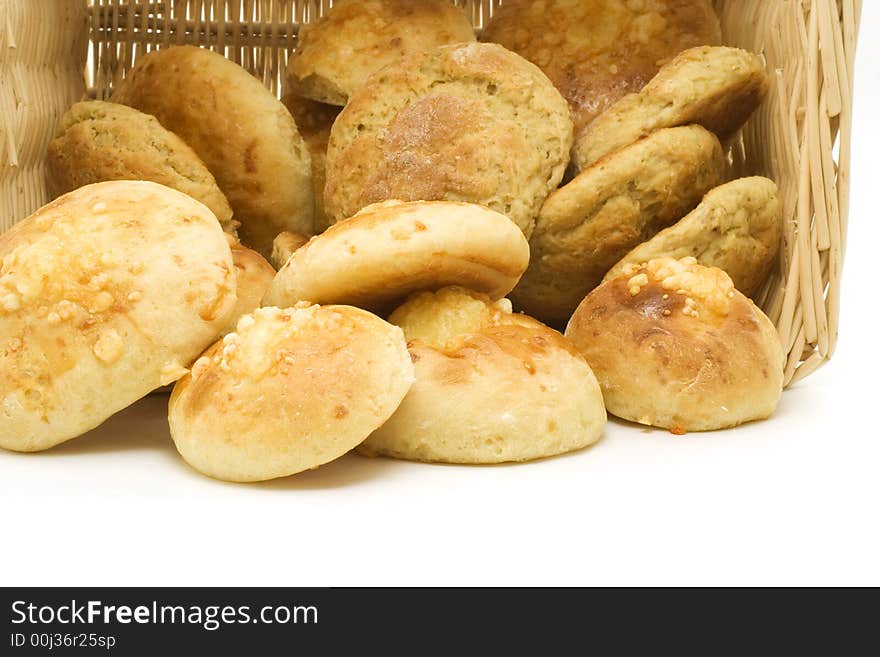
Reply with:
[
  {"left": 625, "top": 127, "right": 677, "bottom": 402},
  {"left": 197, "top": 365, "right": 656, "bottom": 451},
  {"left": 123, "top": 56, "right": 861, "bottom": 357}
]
[
  {"left": 603, "top": 177, "right": 781, "bottom": 296},
  {"left": 47, "top": 101, "right": 236, "bottom": 233},
  {"left": 565, "top": 257, "right": 784, "bottom": 433},
  {"left": 287, "top": 0, "right": 475, "bottom": 106},
  {"left": 574, "top": 46, "right": 770, "bottom": 169},
  {"left": 0, "top": 181, "right": 236, "bottom": 452},
  {"left": 481, "top": 0, "right": 721, "bottom": 138},
  {"left": 511, "top": 124, "right": 725, "bottom": 327},
  {"left": 323, "top": 42, "right": 573, "bottom": 237}
]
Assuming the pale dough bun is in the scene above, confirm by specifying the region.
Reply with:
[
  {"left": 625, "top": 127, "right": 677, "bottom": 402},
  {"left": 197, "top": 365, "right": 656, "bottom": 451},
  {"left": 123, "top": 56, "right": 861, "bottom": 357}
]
[
  {"left": 112, "top": 45, "right": 313, "bottom": 256},
  {"left": 481, "top": 0, "right": 721, "bottom": 137},
  {"left": 281, "top": 94, "right": 340, "bottom": 233},
  {"left": 604, "top": 177, "right": 782, "bottom": 297},
  {"left": 323, "top": 42, "right": 573, "bottom": 237},
  {"left": 287, "top": 0, "right": 475, "bottom": 105},
  {"left": 221, "top": 237, "right": 276, "bottom": 335},
  {"left": 169, "top": 304, "right": 414, "bottom": 482},
  {"left": 263, "top": 200, "right": 530, "bottom": 314},
  {"left": 565, "top": 257, "right": 784, "bottom": 433},
  {"left": 359, "top": 287, "right": 606, "bottom": 463},
  {"left": 511, "top": 125, "right": 725, "bottom": 327},
  {"left": 47, "top": 101, "right": 236, "bottom": 233},
  {"left": 574, "top": 46, "right": 770, "bottom": 169},
  {"left": 269, "top": 230, "right": 310, "bottom": 270},
  {"left": 0, "top": 181, "right": 236, "bottom": 452}
]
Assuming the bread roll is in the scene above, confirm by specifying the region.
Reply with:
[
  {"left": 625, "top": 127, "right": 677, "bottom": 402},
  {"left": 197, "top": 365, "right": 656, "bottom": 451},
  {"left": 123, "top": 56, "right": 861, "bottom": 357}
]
[
  {"left": 323, "top": 42, "right": 573, "bottom": 237},
  {"left": 511, "top": 125, "right": 725, "bottom": 327},
  {"left": 0, "top": 181, "right": 236, "bottom": 452},
  {"left": 47, "top": 100, "right": 236, "bottom": 233},
  {"left": 169, "top": 304, "right": 414, "bottom": 482},
  {"left": 222, "top": 238, "right": 275, "bottom": 336},
  {"left": 574, "top": 46, "right": 770, "bottom": 169},
  {"left": 481, "top": 0, "right": 721, "bottom": 137},
  {"left": 112, "top": 45, "right": 313, "bottom": 256},
  {"left": 604, "top": 177, "right": 782, "bottom": 297},
  {"left": 359, "top": 287, "right": 606, "bottom": 463},
  {"left": 565, "top": 257, "right": 784, "bottom": 433},
  {"left": 269, "top": 231, "right": 310, "bottom": 270},
  {"left": 263, "top": 200, "right": 530, "bottom": 315},
  {"left": 287, "top": 0, "right": 475, "bottom": 105},
  {"left": 281, "top": 94, "right": 340, "bottom": 233}
]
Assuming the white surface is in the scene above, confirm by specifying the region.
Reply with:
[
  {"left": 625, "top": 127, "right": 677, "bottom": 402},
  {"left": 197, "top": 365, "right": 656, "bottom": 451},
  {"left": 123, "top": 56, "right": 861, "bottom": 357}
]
[{"left": 2, "top": 10, "right": 879, "bottom": 587}]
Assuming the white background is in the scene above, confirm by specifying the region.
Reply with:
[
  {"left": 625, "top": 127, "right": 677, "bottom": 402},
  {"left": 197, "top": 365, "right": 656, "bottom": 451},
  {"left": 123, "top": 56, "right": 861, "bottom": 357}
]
[{"left": 2, "top": 8, "right": 878, "bottom": 587}]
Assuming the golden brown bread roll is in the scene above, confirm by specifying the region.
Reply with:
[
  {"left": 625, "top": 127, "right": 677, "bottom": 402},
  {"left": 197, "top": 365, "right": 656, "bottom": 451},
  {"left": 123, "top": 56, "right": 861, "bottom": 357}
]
[
  {"left": 169, "top": 304, "right": 414, "bottom": 482},
  {"left": 565, "top": 257, "right": 784, "bottom": 433},
  {"left": 0, "top": 181, "right": 236, "bottom": 452},
  {"left": 287, "top": 0, "right": 475, "bottom": 105},
  {"left": 222, "top": 238, "right": 276, "bottom": 336},
  {"left": 511, "top": 125, "right": 725, "bottom": 327},
  {"left": 359, "top": 287, "right": 606, "bottom": 463},
  {"left": 481, "top": 0, "right": 721, "bottom": 137},
  {"left": 47, "top": 100, "right": 236, "bottom": 233},
  {"left": 269, "top": 230, "right": 310, "bottom": 270},
  {"left": 603, "top": 177, "right": 782, "bottom": 297},
  {"left": 263, "top": 200, "right": 530, "bottom": 315},
  {"left": 323, "top": 42, "right": 573, "bottom": 237},
  {"left": 112, "top": 45, "right": 313, "bottom": 256},
  {"left": 574, "top": 46, "right": 770, "bottom": 169}
]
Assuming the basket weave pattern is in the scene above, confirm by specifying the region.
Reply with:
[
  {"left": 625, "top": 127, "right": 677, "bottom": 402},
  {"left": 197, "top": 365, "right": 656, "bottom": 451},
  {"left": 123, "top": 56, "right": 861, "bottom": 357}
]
[{"left": 0, "top": 0, "right": 861, "bottom": 386}]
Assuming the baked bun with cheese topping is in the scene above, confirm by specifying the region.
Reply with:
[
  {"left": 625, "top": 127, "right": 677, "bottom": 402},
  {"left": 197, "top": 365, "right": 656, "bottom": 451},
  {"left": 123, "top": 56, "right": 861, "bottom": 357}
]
[
  {"left": 565, "top": 257, "right": 784, "bottom": 433},
  {"left": 169, "top": 304, "right": 414, "bottom": 482},
  {"left": 359, "top": 286, "right": 606, "bottom": 463},
  {"left": 0, "top": 181, "right": 236, "bottom": 452}
]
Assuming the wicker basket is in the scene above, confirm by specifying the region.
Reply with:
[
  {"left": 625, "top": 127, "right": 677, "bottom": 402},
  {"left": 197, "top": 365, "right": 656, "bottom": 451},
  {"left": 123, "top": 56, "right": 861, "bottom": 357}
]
[{"left": 0, "top": 0, "right": 861, "bottom": 387}]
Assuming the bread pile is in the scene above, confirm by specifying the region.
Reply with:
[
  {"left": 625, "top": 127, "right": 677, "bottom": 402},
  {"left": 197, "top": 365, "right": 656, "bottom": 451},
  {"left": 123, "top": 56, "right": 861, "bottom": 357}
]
[{"left": 1, "top": 1, "right": 788, "bottom": 482}]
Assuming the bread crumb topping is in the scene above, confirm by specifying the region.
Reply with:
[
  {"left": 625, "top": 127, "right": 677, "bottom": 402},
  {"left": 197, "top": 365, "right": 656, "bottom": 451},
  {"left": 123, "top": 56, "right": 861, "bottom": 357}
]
[{"left": 628, "top": 257, "right": 735, "bottom": 317}]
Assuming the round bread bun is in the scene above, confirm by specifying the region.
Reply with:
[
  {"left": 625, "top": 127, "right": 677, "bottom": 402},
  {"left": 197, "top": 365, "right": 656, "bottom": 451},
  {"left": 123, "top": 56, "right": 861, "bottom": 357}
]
[
  {"left": 112, "top": 45, "right": 313, "bottom": 256},
  {"left": 511, "top": 125, "right": 725, "bottom": 327},
  {"left": 323, "top": 42, "right": 573, "bottom": 237},
  {"left": 574, "top": 46, "right": 770, "bottom": 169},
  {"left": 169, "top": 304, "right": 414, "bottom": 482},
  {"left": 269, "top": 230, "right": 310, "bottom": 270},
  {"left": 281, "top": 94, "right": 341, "bottom": 233},
  {"left": 604, "top": 177, "right": 782, "bottom": 297},
  {"left": 481, "top": 0, "right": 721, "bottom": 138},
  {"left": 286, "top": 0, "right": 475, "bottom": 106},
  {"left": 263, "top": 200, "right": 530, "bottom": 314},
  {"left": 221, "top": 237, "right": 276, "bottom": 335},
  {"left": 0, "top": 181, "right": 236, "bottom": 452},
  {"left": 47, "top": 100, "right": 236, "bottom": 233},
  {"left": 565, "top": 257, "right": 784, "bottom": 433},
  {"left": 359, "top": 286, "right": 606, "bottom": 463}
]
